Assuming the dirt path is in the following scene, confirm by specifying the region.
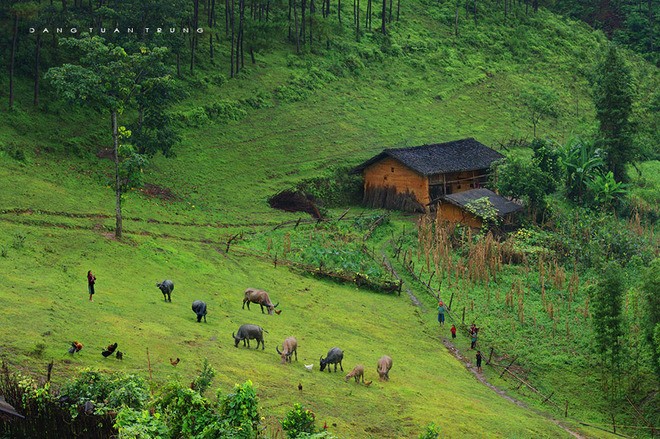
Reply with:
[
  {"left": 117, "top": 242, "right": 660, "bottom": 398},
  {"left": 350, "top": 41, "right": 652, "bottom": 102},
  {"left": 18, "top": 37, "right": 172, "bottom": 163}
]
[{"left": 441, "top": 338, "right": 585, "bottom": 439}]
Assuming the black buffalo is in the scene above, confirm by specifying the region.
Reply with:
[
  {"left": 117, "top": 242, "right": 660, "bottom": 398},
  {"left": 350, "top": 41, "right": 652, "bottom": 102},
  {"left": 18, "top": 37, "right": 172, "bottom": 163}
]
[
  {"left": 192, "top": 300, "right": 207, "bottom": 323},
  {"left": 233, "top": 324, "right": 265, "bottom": 349},
  {"left": 320, "top": 347, "right": 344, "bottom": 372},
  {"left": 156, "top": 280, "right": 174, "bottom": 302}
]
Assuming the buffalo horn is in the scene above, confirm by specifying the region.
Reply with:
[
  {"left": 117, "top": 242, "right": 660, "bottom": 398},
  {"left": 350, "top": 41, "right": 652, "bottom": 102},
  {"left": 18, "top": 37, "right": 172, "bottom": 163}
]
[{"left": 273, "top": 302, "right": 280, "bottom": 308}]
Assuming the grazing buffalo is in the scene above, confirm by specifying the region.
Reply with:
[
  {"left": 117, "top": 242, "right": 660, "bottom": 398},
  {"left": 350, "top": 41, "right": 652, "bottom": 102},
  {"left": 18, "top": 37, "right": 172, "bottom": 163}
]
[
  {"left": 320, "top": 347, "right": 344, "bottom": 372},
  {"left": 377, "top": 355, "right": 393, "bottom": 381},
  {"left": 233, "top": 324, "right": 266, "bottom": 349},
  {"left": 156, "top": 280, "right": 174, "bottom": 302},
  {"left": 192, "top": 300, "right": 207, "bottom": 323},
  {"left": 276, "top": 337, "right": 298, "bottom": 364},
  {"left": 242, "top": 288, "right": 281, "bottom": 315}
]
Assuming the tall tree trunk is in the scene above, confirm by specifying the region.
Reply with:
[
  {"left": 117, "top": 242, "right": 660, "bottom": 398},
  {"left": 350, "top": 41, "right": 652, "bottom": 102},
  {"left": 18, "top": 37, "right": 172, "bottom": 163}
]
[
  {"left": 230, "top": 0, "right": 235, "bottom": 77},
  {"left": 9, "top": 12, "right": 18, "bottom": 110},
  {"left": 356, "top": 0, "right": 360, "bottom": 40},
  {"left": 112, "top": 110, "right": 123, "bottom": 239},
  {"left": 294, "top": 0, "right": 300, "bottom": 52},
  {"left": 473, "top": 0, "right": 477, "bottom": 24},
  {"left": 454, "top": 0, "right": 459, "bottom": 36},
  {"left": 338, "top": 0, "right": 342, "bottom": 23},
  {"left": 288, "top": 0, "right": 293, "bottom": 40},
  {"left": 388, "top": 0, "right": 392, "bottom": 22},
  {"left": 301, "top": 0, "right": 306, "bottom": 44},
  {"left": 226, "top": 0, "right": 230, "bottom": 36},
  {"left": 309, "top": 0, "right": 313, "bottom": 46},
  {"left": 191, "top": 0, "right": 199, "bottom": 74},
  {"left": 396, "top": 0, "right": 399, "bottom": 21},
  {"left": 381, "top": 0, "right": 386, "bottom": 33},
  {"left": 209, "top": 0, "right": 215, "bottom": 60},
  {"left": 34, "top": 33, "right": 41, "bottom": 106},
  {"left": 366, "top": 0, "right": 371, "bottom": 29}
]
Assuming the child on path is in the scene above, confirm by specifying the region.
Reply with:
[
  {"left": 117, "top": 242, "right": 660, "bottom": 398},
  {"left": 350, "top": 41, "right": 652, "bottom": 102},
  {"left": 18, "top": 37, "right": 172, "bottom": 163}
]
[
  {"left": 470, "top": 323, "right": 478, "bottom": 349},
  {"left": 87, "top": 270, "right": 96, "bottom": 301},
  {"left": 476, "top": 350, "right": 482, "bottom": 373},
  {"left": 450, "top": 324, "right": 457, "bottom": 339},
  {"left": 437, "top": 301, "right": 446, "bottom": 325}
]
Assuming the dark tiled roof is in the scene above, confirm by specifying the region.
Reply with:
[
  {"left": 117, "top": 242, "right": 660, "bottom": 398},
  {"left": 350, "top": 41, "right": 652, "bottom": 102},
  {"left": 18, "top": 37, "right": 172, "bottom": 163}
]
[
  {"left": 442, "top": 188, "right": 523, "bottom": 217},
  {"left": 352, "top": 138, "right": 504, "bottom": 176}
]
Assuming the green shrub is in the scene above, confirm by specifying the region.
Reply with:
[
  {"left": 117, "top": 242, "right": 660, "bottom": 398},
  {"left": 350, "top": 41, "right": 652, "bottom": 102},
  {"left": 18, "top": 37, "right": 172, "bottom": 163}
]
[
  {"left": 281, "top": 403, "right": 316, "bottom": 438},
  {"left": 158, "top": 383, "right": 221, "bottom": 438},
  {"left": 295, "top": 165, "right": 363, "bottom": 207},
  {"left": 114, "top": 408, "right": 170, "bottom": 439},
  {"left": 418, "top": 422, "right": 440, "bottom": 439},
  {"left": 191, "top": 358, "right": 216, "bottom": 396},
  {"left": 219, "top": 380, "right": 260, "bottom": 437},
  {"left": 204, "top": 100, "right": 247, "bottom": 123}
]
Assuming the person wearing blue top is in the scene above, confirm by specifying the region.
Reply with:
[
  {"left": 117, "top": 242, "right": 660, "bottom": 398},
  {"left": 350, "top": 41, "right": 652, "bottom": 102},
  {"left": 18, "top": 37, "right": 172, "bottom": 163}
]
[{"left": 437, "top": 301, "right": 446, "bottom": 325}]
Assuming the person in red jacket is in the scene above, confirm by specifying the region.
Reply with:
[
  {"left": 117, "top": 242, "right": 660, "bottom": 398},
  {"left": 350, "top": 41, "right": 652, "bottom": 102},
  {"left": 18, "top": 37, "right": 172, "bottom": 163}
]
[
  {"left": 87, "top": 270, "right": 96, "bottom": 301},
  {"left": 450, "top": 324, "right": 457, "bottom": 339}
]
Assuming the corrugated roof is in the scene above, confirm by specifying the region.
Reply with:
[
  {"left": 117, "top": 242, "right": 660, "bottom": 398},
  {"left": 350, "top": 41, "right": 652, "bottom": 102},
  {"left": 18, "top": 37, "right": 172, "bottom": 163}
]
[
  {"left": 352, "top": 138, "right": 504, "bottom": 176},
  {"left": 442, "top": 188, "right": 523, "bottom": 217}
]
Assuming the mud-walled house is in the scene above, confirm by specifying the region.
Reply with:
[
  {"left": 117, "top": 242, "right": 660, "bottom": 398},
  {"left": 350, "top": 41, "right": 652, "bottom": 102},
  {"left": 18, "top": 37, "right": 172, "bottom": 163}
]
[
  {"left": 352, "top": 138, "right": 522, "bottom": 226},
  {"left": 352, "top": 138, "right": 502, "bottom": 210}
]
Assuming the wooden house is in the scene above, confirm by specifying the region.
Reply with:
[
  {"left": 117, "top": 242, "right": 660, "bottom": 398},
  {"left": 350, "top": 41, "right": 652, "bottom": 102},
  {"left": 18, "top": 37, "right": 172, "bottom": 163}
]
[
  {"left": 437, "top": 188, "right": 523, "bottom": 228},
  {"left": 352, "top": 138, "right": 505, "bottom": 212}
]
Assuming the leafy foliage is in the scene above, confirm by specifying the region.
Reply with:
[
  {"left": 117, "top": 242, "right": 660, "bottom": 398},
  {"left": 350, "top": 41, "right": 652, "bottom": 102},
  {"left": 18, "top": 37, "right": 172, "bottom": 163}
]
[
  {"left": 114, "top": 408, "right": 170, "bottom": 439},
  {"left": 281, "top": 403, "right": 317, "bottom": 438},
  {"left": 191, "top": 358, "right": 216, "bottom": 397},
  {"left": 418, "top": 422, "right": 441, "bottom": 439},
  {"left": 593, "top": 45, "right": 635, "bottom": 182},
  {"left": 219, "top": 380, "right": 261, "bottom": 437}
]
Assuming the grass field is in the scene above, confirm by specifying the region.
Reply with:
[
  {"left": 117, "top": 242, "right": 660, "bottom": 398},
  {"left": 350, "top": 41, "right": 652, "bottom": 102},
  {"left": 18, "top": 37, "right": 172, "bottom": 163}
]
[{"left": 0, "top": 0, "right": 657, "bottom": 436}]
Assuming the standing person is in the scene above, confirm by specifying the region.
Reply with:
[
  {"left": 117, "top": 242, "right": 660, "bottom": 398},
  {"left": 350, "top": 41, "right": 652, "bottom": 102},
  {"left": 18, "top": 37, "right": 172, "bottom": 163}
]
[
  {"left": 450, "top": 324, "right": 457, "bottom": 339},
  {"left": 476, "top": 350, "right": 482, "bottom": 373},
  {"left": 437, "top": 301, "right": 446, "bottom": 325},
  {"left": 470, "top": 324, "right": 478, "bottom": 349},
  {"left": 87, "top": 270, "right": 96, "bottom": 301}
]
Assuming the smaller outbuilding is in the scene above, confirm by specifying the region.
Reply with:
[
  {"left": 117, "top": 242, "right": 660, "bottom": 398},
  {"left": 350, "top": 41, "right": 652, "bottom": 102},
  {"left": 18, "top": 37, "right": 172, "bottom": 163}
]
[{"left": 437, "top": 188, "right": 523, "bottom": 228}]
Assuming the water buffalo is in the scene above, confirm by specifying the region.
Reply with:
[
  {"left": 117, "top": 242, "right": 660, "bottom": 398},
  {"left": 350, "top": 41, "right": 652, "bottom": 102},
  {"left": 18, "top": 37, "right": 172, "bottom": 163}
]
[
  {"left": 233, "top": 324, "right": 266, "bottom": 349},
  {"left": 276, "top": 337, "right": 298, "bottom": 364},
  {"left": 192, "top": 300, "right": 207, "bottom": 323},
  {"left": 345, "top": 364, "right": 365, "bottom": 383},
  {"left": 377, "top": 355, "right": 393, "bottom": 381},
  {"left": 156, "top": 280, "right": 174, "bottom": 302},
  {"left": 242, "top": 288, "right": 281, "bottom": 315},
  {"left": 320, "top": 347, "right": 344, "bottom": 372}
]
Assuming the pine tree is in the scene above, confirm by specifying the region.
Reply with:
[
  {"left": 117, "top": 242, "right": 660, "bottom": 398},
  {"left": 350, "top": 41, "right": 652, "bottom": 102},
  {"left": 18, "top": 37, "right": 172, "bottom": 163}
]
[{"left": 593, "top": 45, "right": 635, "bottom": 183}]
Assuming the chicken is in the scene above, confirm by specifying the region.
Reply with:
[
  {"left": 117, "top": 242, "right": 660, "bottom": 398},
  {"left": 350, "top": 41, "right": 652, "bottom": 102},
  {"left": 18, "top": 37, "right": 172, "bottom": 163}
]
[
  {"left": 363, "top": 380, "right": 373, "bottom": 387},
  {"left": 68, "top": 341, "right": 83, "bottom": 354},
  {"left": 170, "top": 357, "right": 180, "bottom": 366},
  {"left": 115, "top": 351, "right": 123, "bottom": 360},
  {"left": 298, "top": 382, "right": 303, "bottom": 392},
  {"left": 304, "top": 364, "right": 314, "bottom": 372},
  {"left": 102, "top": 342, "right": 118, "bottom": 357}
]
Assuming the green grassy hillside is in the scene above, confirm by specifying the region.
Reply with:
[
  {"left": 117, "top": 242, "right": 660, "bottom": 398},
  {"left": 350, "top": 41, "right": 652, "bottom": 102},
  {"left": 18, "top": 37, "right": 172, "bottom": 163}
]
[{"left": 0, "top": 0, "right": 658, "bottom": 437}]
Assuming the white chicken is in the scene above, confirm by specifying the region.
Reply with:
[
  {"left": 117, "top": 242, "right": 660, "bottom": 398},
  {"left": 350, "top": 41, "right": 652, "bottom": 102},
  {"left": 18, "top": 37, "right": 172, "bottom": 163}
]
[{"left": 304, "top": 364, "right": 314, "bottom": 372}]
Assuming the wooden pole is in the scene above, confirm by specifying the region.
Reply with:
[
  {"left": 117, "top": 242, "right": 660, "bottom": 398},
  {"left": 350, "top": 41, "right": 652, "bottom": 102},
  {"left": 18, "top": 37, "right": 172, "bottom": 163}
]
[
  {"left": 499, "top": 357, "right": 517, "bottom": 378},
  {"left": 541, "top": 391, "right": 554, "bottom": 405},
  {"left": 448, "top": 292, "right": 454, "bottom": 311},
  {"left": 564, "top": 400, "right": 568, "bottom": 417},
  {"left": 486, "top": 347, "right": 494, "bottom": 365},
  {"left": 462, "top": 306, "right": 466, "bottom": 324}
]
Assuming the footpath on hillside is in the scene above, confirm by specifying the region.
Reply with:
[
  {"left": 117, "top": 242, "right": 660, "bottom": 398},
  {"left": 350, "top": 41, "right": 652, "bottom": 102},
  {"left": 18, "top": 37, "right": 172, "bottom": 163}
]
[{"left": 381, "top": 251, "right": 586, "bottom": 439}]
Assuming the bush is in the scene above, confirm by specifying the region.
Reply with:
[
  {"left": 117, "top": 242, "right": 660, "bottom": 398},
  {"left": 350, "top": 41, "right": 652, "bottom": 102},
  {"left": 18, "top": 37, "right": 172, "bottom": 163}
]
[
  {"left": 295, "top": 165, "right": 363, "bottom": 207},
  {"left": 281, "top": 403, "right": 316, "bottom": 438},
  {"left": 418, "top": 422, "right": 440, "bottom": 439},
  {"left": 191, "top": 358, "right": 216, "bottom": 396},
  {"left": 158, "top": 383, "right": 221, "bottom": 438},
  {"left": 219, "top": 380, "right": 260, "bottom": 437},
  {"left": 204, "top": 100, "right": 247, "bottom": 123},
  {"left": 114, "top": 408, "right": 170, "bottom": 439}
]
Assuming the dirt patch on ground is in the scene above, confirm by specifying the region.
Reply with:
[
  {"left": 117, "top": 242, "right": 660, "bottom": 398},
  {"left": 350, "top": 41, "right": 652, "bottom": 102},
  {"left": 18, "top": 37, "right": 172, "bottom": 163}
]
[
  {"left": 268, "top": 190, "right": 322, "bottom": 219},
  {"left": 139, "top": 183, "right": 180, "bottom": 202}
]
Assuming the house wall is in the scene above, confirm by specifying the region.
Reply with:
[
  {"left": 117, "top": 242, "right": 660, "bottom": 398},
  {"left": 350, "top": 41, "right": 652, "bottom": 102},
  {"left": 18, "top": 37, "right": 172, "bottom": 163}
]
[
  {"left": 363, "top": 157, "right": 430, "bottom": 205},
  {"left": 436, "top": 203, "right": 483, "bottom": 228},
  {"left": 429, "top": 169, "right": 489, "bottom": 197}
]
